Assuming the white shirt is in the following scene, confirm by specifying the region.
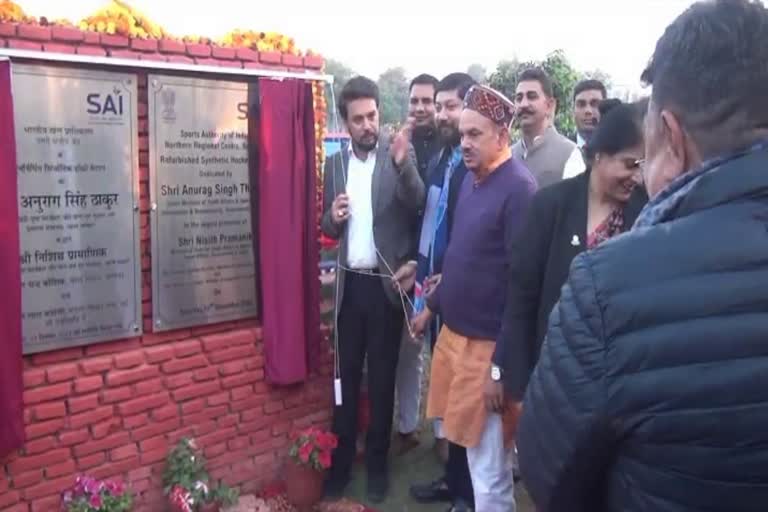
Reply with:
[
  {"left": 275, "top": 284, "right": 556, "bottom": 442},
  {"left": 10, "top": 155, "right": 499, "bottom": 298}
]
[
  {"left": 576, "top": 132, "right": 587, "bottom": 149},
  {"left": 345, "top": 146, "right": 378, "bottom": 269},
  {"left": 562, "top": 146, "right": 587, "bottom": 179}
]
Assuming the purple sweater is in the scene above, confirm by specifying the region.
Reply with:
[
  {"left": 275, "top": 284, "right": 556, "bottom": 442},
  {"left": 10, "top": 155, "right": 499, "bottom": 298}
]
[{"left": 427, "top": 157, "right": 537, "bottom": 340}]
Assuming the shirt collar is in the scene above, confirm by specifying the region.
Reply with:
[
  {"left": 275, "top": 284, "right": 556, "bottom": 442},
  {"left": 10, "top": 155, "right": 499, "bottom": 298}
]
[{"left": 576, "top": 132, "right": 586, "bottom": 148}]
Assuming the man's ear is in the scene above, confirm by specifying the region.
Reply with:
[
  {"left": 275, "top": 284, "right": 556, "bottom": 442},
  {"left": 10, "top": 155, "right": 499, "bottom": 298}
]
[
  {"left": 661, "top": 110, "right": 684, "bottom": 161},
  {"left": 662, "top": 109, "right": 701, "bottom": 172},
  {"left": 501, "top": 127, "right": 511, "bottom": 146},
  {"left": 548, "top": 97, "right": 558, "bottom": 118}
]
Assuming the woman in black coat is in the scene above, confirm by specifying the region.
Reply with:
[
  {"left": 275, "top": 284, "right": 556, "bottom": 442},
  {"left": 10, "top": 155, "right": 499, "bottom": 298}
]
[{"left": 493, "top": 99, "right": 649, "bottom": 399}]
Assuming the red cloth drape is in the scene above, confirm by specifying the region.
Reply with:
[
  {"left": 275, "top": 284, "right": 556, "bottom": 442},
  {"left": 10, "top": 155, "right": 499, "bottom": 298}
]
[
  {"left": 0, "top": 60, "right": 25, "bottom": 458},
  {"left": 256, "top": 79, "right": 320, "bottom": 385}
]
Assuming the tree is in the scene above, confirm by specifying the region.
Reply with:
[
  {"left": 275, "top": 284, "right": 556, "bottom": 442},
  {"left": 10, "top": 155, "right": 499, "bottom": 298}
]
[
  {"left": 324, "top": 58, "right": 356, "bottom": 124},
  {"left": 466, "top": 63, "right": 488, "bottom": 84},
  {"left": 377, "top": 67, "right": 410, "bottom": 126},
  {"left": 540, "top": 50, "right": 580, "bottom": 138},
  {"left": 488, "top": 58, "right": 521, "bottom": 101}
]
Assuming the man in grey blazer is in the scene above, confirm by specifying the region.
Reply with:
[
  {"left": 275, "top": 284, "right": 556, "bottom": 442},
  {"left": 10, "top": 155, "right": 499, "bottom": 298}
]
[{"left": 322, "top": 76, "right": 425, "bottom": 503}]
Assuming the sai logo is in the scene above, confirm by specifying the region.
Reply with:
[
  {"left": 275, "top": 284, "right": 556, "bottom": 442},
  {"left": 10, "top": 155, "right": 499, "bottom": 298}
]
[
  {"left": 161, "top": 87, "right": 176, "bottom": 121},
  {"left": 86, "top": 86, "right": 124, "bottom": 116}
]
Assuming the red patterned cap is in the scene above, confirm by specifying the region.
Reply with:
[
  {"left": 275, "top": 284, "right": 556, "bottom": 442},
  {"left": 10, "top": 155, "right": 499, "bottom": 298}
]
[{"left": 463, "top": 85, "right": 515, "bottom": 128}]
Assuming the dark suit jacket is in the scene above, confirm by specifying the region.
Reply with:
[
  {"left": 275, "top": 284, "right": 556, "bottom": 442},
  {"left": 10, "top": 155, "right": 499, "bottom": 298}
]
[
  {"left": 321, "top": 136, "right": 424, "bottom": 307},
  {"left": 497, "top": 171, "right": 648, "bottom": 398}
]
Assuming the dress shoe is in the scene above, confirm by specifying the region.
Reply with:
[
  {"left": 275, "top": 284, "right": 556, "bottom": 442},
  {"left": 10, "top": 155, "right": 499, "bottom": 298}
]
[
  {"left": 366, "top": 472, "right": 389, "bottom": 504},
  {"left": 409, "top": 476, "right": 452, "bottom": 503},
  {"left": 323, "top": 475, "right": 350, "bottom": 499},
  {"left": 446, "top": 498, "right": 473, "bottom": 512}
]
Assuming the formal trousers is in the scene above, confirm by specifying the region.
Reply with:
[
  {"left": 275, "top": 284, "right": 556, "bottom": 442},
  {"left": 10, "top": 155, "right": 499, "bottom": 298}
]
[
  {"left": 427, "top": 325, "right": 520, "bottom": 512},
  {"left": 330, "top": 271, "right": 404, "bottom": 481}
]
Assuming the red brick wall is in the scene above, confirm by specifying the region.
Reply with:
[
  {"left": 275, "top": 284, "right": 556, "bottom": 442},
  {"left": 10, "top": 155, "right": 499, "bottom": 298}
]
[{"left": 0, "top": 23, "right": 331, "bottom": 512}]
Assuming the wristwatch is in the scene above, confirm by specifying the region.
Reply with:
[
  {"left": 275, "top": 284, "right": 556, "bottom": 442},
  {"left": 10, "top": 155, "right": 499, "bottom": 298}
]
[{"left": 491, "top": 364, "right": 502, "bottom": 382}]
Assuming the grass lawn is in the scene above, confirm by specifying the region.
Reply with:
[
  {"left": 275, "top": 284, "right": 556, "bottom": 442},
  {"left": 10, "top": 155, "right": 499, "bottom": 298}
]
[{"left": 340, "top": 430, "right": 536, "bottom": 512}]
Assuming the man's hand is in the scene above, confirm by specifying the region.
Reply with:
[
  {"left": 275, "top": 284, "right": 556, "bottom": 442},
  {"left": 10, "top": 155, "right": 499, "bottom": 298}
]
[
  {"left": 392, "top": 261, "right": 417, "bottom": 294},
  {"left": 410, "top": 308, "right": 433, "bottom": 339},
  {"left": 390, "top": 118, "right": 414, "bottom": 169},
  {"left": 331, "top": 193, "right": 350, "bottom": 225},
  {"left": 423, "top": 273, "right": 442, "bottom": 299},
  {"left": 484, "top": 372, "right": 505, "bottom": 413}
]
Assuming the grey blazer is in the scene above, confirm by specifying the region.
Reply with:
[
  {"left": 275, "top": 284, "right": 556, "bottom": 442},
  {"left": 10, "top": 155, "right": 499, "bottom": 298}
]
[{"left": 321, "top": 136, "right": 425, "bottom": 307}]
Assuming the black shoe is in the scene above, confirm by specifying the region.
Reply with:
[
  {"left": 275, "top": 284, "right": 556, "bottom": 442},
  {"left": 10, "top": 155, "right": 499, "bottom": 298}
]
[
  {"left": 366, "top": 472, "right": 389, "bottom": 504},
  {"left": 323, "top": 474, "right": 350, "bottom": 499},
  {"left": 410, "top": 476, "right": 452, "bottom": 503},
  {"left": 446, "top": 499, "right": 473, "bottom": 512}
]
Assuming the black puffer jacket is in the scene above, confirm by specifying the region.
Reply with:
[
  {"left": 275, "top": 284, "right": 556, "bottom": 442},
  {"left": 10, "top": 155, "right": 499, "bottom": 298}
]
[{"left": 518, "top": 147, "right": 768, "bottom": 512}]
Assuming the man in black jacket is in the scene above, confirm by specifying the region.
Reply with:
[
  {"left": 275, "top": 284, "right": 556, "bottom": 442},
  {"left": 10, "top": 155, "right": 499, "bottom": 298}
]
[{"left": 518, "top": 1, "right": 768, "bottom": 511}]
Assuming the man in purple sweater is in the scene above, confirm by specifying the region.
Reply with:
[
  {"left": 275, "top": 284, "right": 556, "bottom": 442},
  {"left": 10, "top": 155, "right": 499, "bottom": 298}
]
[{"left": 411, "top": 85, "right": 537, "bottom": 511}]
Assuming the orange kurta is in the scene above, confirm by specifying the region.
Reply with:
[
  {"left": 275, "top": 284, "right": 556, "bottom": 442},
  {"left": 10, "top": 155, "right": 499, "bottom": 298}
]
[{"left": 427, "top": 325, "right": 521, "bottom": 448}]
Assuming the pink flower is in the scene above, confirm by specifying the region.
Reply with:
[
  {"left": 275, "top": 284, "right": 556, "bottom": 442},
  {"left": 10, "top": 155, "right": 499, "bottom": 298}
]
[
  {"left": 318, "top": 450, "right": 332, "bottom": 469},
  {"left": 105, "top": 480, "right": 124, "bottom": 497},
  {"left": 316, "top": 432, "right": 338, "bottom": 450},
  {"left": 298, "top": 443, "right": 313, "bottom": 463},
  {"left": 89, "top": 494, "right": 102, "bottom": 508},
  {"left": 84, "top": 477, "right": 100, "bottom": 495}
]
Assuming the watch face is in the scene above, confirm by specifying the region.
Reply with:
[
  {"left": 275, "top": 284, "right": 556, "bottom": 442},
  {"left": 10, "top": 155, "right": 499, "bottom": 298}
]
[{"left": 491, "top": 366, "right": 501, "bottom": 381}]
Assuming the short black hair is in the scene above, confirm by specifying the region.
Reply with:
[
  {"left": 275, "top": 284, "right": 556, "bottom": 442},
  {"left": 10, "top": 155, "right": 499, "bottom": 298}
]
[
  {"left": 584, "top": 99, "right": 646, "bottom": 163},
  {"left": 410, "top": 73, "right": 439, "bottom": 92},
  {"left": 517, "top": 68, "right": 554, "bottom": 98},
  {"left": 641, "top": 0, "right": 768, "bottom": 158},
  {"left": 338, "top": 76, "right": 379, "bottom": 121},
  {"left": 573, "top": 79, "right": 607, "bottom": 101},
  {"left": 435, "top": 72, "right": 477, "bottom": 100}
]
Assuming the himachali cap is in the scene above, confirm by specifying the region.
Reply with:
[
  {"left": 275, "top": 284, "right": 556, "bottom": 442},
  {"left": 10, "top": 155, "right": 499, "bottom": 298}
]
[{"left": 463, "top": 84, "right": 516, "bottom": 129}]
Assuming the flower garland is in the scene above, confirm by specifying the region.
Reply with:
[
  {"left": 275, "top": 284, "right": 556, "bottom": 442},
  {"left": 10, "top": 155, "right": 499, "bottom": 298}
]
[
  {"left": 312, "top": 79, "right": 327, "bottom": 231},
  {"left": 0, "top": 0, "right": 26, "bottom": 23},
  {"left": 219, "top": 29, "right": 300, "bottom": 56},
  {"left": 78, "top": 0, "right": 164, "bottom": 39},
  {"left": 0, "top": 0, "right": 316, "bottom": 56}
]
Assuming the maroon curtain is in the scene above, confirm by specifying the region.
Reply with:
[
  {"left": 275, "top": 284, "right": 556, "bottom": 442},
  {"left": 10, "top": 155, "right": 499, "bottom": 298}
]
[
  {"left": 0, "top": 60, "right": 25, "bottom": 458},
  {"left": 255, "top": 79, "right": 320, "bottom": 385}
]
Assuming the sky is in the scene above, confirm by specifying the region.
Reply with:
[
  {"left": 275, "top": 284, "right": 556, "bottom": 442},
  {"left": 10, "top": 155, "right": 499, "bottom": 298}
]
[{"left": 23, "top": 0, "right": 697, "bottom": 93}]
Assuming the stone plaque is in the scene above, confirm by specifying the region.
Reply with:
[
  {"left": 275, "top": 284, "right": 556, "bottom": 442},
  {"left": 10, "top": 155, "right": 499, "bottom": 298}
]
[
  {"left": 13, "top": 64, "right": 142, "bottom": 354},
  {"left": 149, "top": 75, "right": 257, "bottom": 331}
]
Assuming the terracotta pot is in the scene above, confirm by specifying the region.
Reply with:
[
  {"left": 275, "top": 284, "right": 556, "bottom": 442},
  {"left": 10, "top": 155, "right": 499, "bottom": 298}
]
[
  {"left": 284, "top": 460, "right": 324, "bottom": 512},
  {"left": 199, "top": 502, "right": 220, "bottom": 512}
]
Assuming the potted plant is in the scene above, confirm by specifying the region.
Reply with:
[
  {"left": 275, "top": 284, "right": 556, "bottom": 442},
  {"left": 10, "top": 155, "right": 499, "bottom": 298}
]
[
  {"left": 163, "top": 438, "right": 239, "bottom": 512},
  {"left": 61, "top": 475, "right": 132, "bottom": 512},
  {"left": 285, "top": 426, "right": 338, "bottom": 511}
]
